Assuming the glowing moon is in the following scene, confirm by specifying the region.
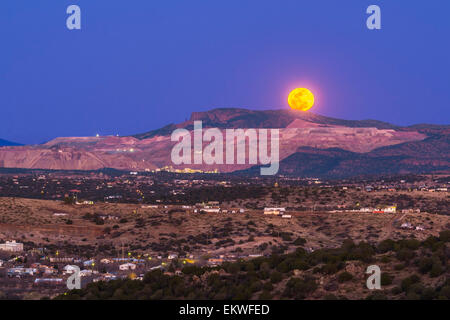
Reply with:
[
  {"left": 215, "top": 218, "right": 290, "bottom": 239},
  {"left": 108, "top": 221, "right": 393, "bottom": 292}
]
[{"left": 288, "top": 88, "right": 315, "bottom": 111}]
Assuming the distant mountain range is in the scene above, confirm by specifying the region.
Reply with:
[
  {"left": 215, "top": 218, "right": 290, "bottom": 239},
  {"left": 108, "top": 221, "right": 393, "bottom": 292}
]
[
  {"left": 0, "top": 108, "right": 448, "bottom": 178},
  {"left": 0, "top": 139, "right": 22, "bottom": 147}
]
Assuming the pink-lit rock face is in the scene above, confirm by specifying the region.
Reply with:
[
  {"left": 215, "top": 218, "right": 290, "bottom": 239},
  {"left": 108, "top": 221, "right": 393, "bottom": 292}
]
[{"left": 0, "top": 108, "right": 435, "bottom": 173}]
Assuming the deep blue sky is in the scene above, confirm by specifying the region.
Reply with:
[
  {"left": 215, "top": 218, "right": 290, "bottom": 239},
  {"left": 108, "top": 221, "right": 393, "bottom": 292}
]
[{"left": 1, "top": 1, "right": 449, "bottom": 144}]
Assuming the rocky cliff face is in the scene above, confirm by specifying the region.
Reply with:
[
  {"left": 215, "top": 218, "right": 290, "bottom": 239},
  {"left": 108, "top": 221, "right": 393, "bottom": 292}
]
[{"left": 0, "top": 108, "right": 447, "bottom": 177}]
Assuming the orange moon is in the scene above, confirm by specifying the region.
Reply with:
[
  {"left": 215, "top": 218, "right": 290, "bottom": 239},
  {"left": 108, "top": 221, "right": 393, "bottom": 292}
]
[{"left": 288, "top": 88, "right": 315, "bottom": 111}]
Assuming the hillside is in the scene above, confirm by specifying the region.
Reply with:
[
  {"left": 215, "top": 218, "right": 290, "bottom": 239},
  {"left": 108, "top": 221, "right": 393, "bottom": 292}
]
[
  {"left": 133, "top": 108, "right": 401, "bottom": 139},
  {"left": 57, "top": 232, "right": 450, "bottom": 300},
  {"left": 0, "top": 107, "right": 447, "bottom": 177}
]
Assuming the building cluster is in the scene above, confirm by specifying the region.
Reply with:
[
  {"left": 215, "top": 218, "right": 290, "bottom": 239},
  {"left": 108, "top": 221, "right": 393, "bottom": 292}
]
[
  {"left": 0, "top": 239, "right": 265, "bottom": 294},
  {"left": 0, "top": 240, "right": 24, "bottom": 252},
  {"left": 263, "top": 207, "right": 291, "bottom": 219}
]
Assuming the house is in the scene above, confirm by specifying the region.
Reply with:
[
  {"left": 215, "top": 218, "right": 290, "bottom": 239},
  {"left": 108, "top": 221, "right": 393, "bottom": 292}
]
[
  {"left": 119, "top": 263, "right": 136, "bottom": 271},
  {"left": 264, "top": 208, "right": 286, "bottom": 215},
  {"left": 383, "top": 206, "right": 397, "bottom": 213},
  {"left": 400, "top": 222, "right": 413, "bottom": 229},
  {"left": 150, "top": 265, "right": 163, "bottom": 271},
  {"left": 50, "top": 257, "right": 74, "bottom": 263},
  {"left": 202, "top": 208, "right": 220, "bottom": 213},
  {"left": 0, "top": 240, "right": 24, "bottom": 252},
  {"left": 7, "top": 267, "right": 37, "bottom": 277},
  {"left": 207, "top": 258, "right": 224, "bottom": 266},
  {"left": 34, "top": 278, "right": 64, "bottom": 285},
  {"left": 79, "top": 269, "right": 96, "bottom": 277},
  {"left": 282, "top": 214, "right": 292, "bottom": 219},
  {"left": 100, "top": 258, "right": 113, "bottom": 264},
  {"left": 93, "top": 273, "right": 117, "bottom": 282},
  {"left": 103, "top": 273, "right": 117, "bottom": 280},
  {"left": 76, "top": 200, "right": 94, "bottom": 205},
  {"left": 83, "top": 259, "right": 95, "bottom": 267},
  {"left": 53, "top": 213, "right": 68, "bottom": 217},
  {"left": 42, "top": 266, "right": 57, "bottom": 275},
  {"left": 373, "top": 206, "right": 397, "bottom": 214}
]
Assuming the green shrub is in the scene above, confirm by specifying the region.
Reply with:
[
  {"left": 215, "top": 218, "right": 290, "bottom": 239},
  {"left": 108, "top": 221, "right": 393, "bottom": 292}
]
[
  {"left": 438, "top": 230, "right": 450, "bottom": 242},
  {"left": 429, "top": 261, "right": 444, "bottom": 277},
  {"left": 396, "top": 248, "right": 415, "bottom": 261},
  {"left": 337, "top": 271, "right": 353, "bottom": 283},
  {"left": 381, "top": 273, "right": 393, "bottom": 286},
  {"left": 401, "top": 274, "right": 421, "bottom": 292},
  {"left": 270, "top": 271, "right": 283, "bottom": 283},
  {"left": 418, "top": 257, "right": 434, "bottom": 274},
  {"left": 377, "top": 239, "right": 395, "bottom": 253},
  {"left": 283, "top": 276, "right": 317, "bottom": 299}
]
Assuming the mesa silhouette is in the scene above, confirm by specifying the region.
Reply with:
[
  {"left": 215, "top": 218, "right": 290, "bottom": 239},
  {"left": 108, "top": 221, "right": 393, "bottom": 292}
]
[{"left": 0, "top": 108, "right": 448, "bottom": 177}]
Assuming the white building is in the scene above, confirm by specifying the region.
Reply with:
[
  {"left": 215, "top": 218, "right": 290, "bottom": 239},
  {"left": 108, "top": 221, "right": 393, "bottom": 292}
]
[
  {"left": 202, "top": 208, "right": 220, "bottom": 213},
  {"left": 100, "top": 258, "right": 113, "bottom": 264},
  {"left": 383, "top": 206, "right": 397, "bottom": 213},
  {"left": 119, "top": 263, "right": 136, "bottom": 271},
  {"left": 79, "top": 269, "right": 96, "bottom": 277},
  {"left": 264, "top": 208, "right": 286, "bottom": 215},
  {"left": 0, "top": 240, "right": 24, "bottom": 252}
]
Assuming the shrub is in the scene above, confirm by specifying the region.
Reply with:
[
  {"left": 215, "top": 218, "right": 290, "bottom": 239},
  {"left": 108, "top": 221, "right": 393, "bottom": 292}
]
[
  {"left": 337, "top": 271, "right": 353, "bottom": 283},
  {"left": 429, "top": 261, "right": 444, "bottom": 277},
  {"left": 381, "top": 273, "right": 393, "bottom": 286},
  {"left": 293, "top": 237, "right": 306, "bottom": 246},
  {"left": 396, "top": 248, "right": 415, "bottom": 261},
  {"left": 418, "top": 257, "right": 434, "bottom": 274},
  {"left": 394, "top": 263, "right": 405, "bottom": 270},
  {"left": 377, "top": 239, "right": 395, "bottom": 253},
  {"left": 401, "top": 274, "right": 421, "bottom": 292},
  {"left": 438, "top": 230, "right": 450, "bottom": 242},
  {"left": 259, "top": 290, "right": 272, "bottom": 300},
  {"left": 283, "top": 276, "right": 317, "bottom": 299},
  {"left": 270, "top": 271, "right": 283, "bottom": 284}
]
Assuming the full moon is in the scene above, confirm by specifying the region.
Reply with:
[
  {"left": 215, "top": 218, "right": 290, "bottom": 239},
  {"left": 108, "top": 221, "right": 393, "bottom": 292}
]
[{"left": 288, "top": 88, "right": 315, "bottom": 111}]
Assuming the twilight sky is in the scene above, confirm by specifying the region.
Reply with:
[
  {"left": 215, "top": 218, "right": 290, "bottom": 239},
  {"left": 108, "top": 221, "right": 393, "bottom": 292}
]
[{"left": 1, "top": 0, "right": 449, "bottom": 144}]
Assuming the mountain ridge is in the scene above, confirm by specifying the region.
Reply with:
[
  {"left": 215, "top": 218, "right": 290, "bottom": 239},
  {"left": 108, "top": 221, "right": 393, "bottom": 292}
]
[
  {"left": 0, "top": 139, "right": 23, "bottom": 147},
  {"left": 0, "top": 107, "right": 448, "bottom": 177},
  {"left": 133, "top": 108, "right": 402, "bottom": 140}
]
